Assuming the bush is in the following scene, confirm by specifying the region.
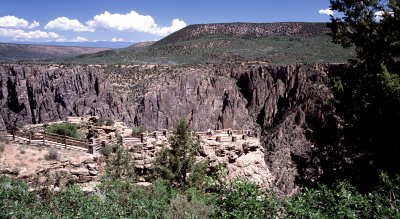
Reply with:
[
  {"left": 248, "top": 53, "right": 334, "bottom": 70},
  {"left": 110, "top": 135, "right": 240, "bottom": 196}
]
[
  {"left": 95, "top": 118, "right": 114, "bottom": 126},
  {"left": 45, "top": 148, "right": 59, "bottom": 161},
  {"left": 212, "top": 179, "right": 266, "bottom": 219},
  {"left": 100, "top": 144, "right": 113, "bottom": 157},
  {"left": 46, "top": 122, "right": 80, "bottom": 139},
  {"left": 0, "top": 177, "right": 43, "bottom": 218},
  {"left": 131, "top": 126, "right": 145, "bottom": 137},
  {"left": 165, "top": 191, "right": 214, "bottom": 219},
  {"left": 105, "top": 119, "right": 114, "bottom": 126}
]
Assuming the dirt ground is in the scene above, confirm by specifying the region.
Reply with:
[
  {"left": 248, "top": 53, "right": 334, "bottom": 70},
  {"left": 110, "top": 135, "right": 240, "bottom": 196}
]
[{"left": 0, "top": 142, "right": 95, "bottom": 178}]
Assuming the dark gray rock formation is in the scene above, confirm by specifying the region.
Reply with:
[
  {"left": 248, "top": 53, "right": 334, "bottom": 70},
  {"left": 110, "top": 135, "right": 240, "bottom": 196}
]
[
  {"left": 232, "top": 64, "right": 343, "bottom": 194},
  {"left": 135, "top": 69, "right": 253, "bottom": 131},
  {"left": 0, "top": 63, "right": 344, "bottom": 193},
  {"left": 0, "top": 64, "right": 254, "bottom": 131}
]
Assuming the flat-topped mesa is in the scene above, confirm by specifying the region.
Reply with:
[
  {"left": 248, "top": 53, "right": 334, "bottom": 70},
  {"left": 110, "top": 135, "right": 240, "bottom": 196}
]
[{"left": 154, "top": 22, "right": 329, "bottom": 46}]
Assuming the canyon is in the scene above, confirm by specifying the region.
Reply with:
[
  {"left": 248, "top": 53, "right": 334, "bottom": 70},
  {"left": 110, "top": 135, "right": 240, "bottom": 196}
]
[{"left": 0, "top": 62, "right": 344, "bottom": 192}]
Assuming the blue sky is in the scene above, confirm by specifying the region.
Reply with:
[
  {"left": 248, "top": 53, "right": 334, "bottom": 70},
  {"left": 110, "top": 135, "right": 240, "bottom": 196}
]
[{"left": 0, "top": 0, "right": 334, "bottom": 45}]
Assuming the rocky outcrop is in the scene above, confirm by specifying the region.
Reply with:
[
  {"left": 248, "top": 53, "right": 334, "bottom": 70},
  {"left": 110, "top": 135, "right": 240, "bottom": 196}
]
[
  {"left": 0, "top": 64, "right": 254, "bottom": 131},
  {"left": 231, "top": 64, "right": 343, "bottom": 194},
  {"left": 135, "top": 69, "right": 253, "bottom": 131},
  {"left": 0, "top": 64, "right": 131, "bottom": 130},
  {"left": 124, "top": 130, "right": 272, "bottom": 188},
  {"left": 0, "top": 63, "right": 345, "bottom": 193}
]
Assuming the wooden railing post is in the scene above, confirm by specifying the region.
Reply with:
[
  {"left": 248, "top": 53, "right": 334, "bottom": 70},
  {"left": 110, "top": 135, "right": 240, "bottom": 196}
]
[
  {"left": 43, "top": 132, "right": 46, "bottom": 145},
  {"left": 88, "top": 139, "right": 94, "bottom": 154},
  {"left": 29, "top": 132, "right": 32, "bottom": 145},
  {"left": 232, "top": 136, "right": 237, "bottom": 142},
  {"left": 141, "top": 133, "right": 145, "bottom": 143}
]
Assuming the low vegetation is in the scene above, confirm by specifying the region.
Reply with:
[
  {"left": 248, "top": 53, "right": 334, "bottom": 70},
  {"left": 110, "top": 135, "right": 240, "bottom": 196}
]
[
  {"left": 94, "top": 118, "right": 114, "bottom": 127},
  {"left": 1, "top": 170, "right": 399, "bottom": 218},
  {"left": 131, "top": 126, "right": 146, "bottom": 137},
  {"left": 44, "top": 148, "right": 59, "bottom": 161},
  {"left": 46, "top": 122, "right": 80, "bottom": 139},
  {"left": 1, "top": 119, "right": 400, "bottom": 218}
]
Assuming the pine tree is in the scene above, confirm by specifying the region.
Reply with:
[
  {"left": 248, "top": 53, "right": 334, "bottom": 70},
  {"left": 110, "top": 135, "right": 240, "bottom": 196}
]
[
  {"left": 315, "top": 0, "right": 400, "bottom": 189},
  {"left": 152, "top": 119, "right": 205, "bottom": 188}
]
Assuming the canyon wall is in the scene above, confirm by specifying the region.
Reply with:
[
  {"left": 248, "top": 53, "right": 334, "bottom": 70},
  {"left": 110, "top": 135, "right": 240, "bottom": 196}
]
[
  {"left": 0, "top": 64, "right": 255, "bottom": 131},
  {"left": 0, "top": 63, "right": 344, "bottom": 192}
]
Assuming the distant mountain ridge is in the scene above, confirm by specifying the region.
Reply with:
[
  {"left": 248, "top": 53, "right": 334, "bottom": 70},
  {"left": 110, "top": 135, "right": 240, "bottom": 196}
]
[
  {"left": 1, "top": 22, "right": 351, "bottom": 65},
  {"left": 0, "top": 43, "right": 109, "bottom": 62},
  {"left": 155, "top": 22, "right": 329, "bottom": 46}
]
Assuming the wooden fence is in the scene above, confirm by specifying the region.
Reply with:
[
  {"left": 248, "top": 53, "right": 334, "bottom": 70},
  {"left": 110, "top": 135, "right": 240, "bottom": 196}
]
[
  {"left": 12, "top": 131, "right": 91, "bottom": 153},
  {"left": 6, "top": 128, "right": 256, "bottom": 154}
]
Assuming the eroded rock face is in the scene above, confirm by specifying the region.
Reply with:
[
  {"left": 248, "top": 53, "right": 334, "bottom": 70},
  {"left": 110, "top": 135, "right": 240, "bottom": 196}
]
[
  {"left": 0, "top": 64, "right": 134, "bottom": 130},
  {"left": 231, "top": 64, "right": 343, "bottom": 194},
  {"left": 123, "top": 131, "right": 272, "bottom": 189},
  {"left": 135, "top": 70, "right": 253, "bottom": 131},
  {"left": 0, "top": 64, "right": 253, "bottom": 131},
  {"left": 0, "top": 63, "right": 344, "bottom": 193}
]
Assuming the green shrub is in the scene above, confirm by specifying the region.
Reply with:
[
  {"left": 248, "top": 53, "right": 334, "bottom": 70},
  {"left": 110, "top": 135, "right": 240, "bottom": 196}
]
[
  {"left": 46, "top": 122, "right": 80, "bottom": 139},
  {"left": 212, "top": 179, "right": 266, "bottom": 219},
  {"left": 165, "top": 191, "right": 214, "bottom": 219},
  {"left": 284, "top": 182, "right": 375, "bottom": 218},
  {"left": 131, "top": 126, "right": 145, "bottom": 137},
  {"left": 95, "top": 118, "right": 114, "bottom": 126},
  {"left": 0, "top": 177, "right": 43, "bottom": 218},
  {"left": 104, "top": 119, "right": 114, "bottom": 126},
  {"left": 100, "top": 144, "right": 113, "bottom": 157},
  {"left": 44, "top": 148, "right": 59, "bottom": 161}
]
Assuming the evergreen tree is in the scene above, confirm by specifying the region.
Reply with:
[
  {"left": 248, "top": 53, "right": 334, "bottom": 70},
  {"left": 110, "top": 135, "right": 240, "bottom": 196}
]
[
  {"left": 312, "top": 0, "right": 400, "bottom": 189},
  {"left": 152, "top": 119, "right": 206, "bottom": 188}
]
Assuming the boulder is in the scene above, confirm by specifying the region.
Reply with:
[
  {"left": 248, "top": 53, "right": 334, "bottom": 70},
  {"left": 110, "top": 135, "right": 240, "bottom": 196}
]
[
  {"left": 89, "top": 170, "right": 98, "bottom": 176},
  {"left": 70, "top": 168, "right": 89, "bottom": 176},
  {"left": 86, "top": 163, "right": 96, "bottom": 170}
]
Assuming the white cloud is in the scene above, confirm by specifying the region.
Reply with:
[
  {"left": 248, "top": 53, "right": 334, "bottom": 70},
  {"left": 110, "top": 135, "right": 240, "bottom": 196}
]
[
  {"left": 155, "top": 19, "right": 187, "bottom": 36},
  {"left": 111, "top": 37, "right": 125, "bottom": 42},
  {"left": 0, "top": 16, "right": 39, "bottom": 29},
  {"left": 319, "top": 8, "right": 334, "bottom": 16},
  {"left": 71, "top": 36, "right": 89, "bottom": 42},
  {"left": 55, "top": 36, "right": 89, "bottom": 42},
  {"left": 45, "top": 17, "right": 94, "bottom": 32},
  {"left": 28, "top": 21, "right": 40, "bottom": 29},
  {"left": 86, "top": 10, "right": 186, "bottom": 36},
  {"left": 0, "top": 28, "right": 59, "bottom": 39}
]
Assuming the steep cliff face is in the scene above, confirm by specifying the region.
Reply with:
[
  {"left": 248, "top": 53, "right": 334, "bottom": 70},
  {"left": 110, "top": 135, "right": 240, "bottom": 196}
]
[
  {"left": 0, "top": 64, "right": 254, "bottom": 131},
  {"left": 0, "top": 63, "right": 344, "bottom": 193},
  {"left": 232, "top": 64, "right": 344, "bottom": 194},
  {"left": 136, "top": 69, "right": 254, "bottom": 131},
  {"left": 0, "top": 65, "right": 135, "bottom": 130}
]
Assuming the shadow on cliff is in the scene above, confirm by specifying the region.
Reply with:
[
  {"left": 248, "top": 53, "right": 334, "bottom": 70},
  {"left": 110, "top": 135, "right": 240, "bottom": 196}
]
[{"left": 293, "top": 64, "right": 400, "bottom": 193}]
